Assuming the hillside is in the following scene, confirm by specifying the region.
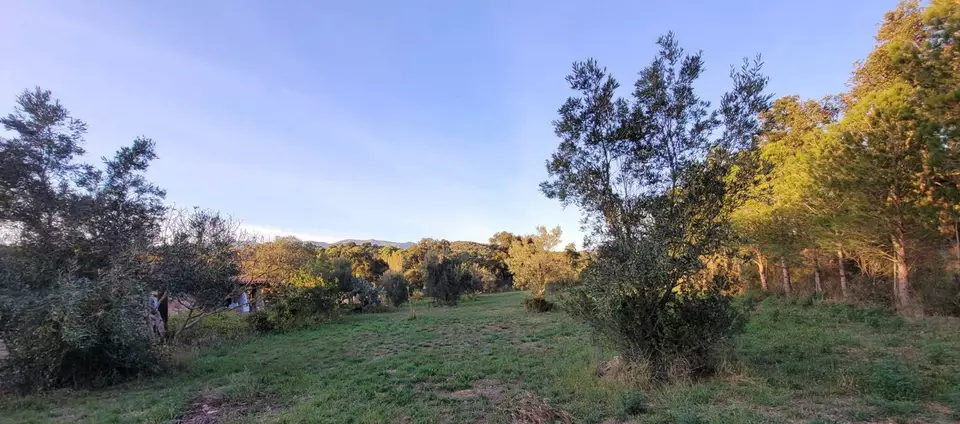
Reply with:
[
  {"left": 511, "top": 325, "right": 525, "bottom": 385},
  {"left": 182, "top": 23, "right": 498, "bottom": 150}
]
[
  {"left": 308, "top": 239, "right": 415, "bottom": 249},
  {"left": 3, "top": 293, "right": 957, "bottom": 423}
]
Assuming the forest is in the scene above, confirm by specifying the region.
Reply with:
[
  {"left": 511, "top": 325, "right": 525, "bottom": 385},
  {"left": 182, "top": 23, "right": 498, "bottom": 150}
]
[{"left": 1, "top": 1, "right": 959, "bottom": 423}]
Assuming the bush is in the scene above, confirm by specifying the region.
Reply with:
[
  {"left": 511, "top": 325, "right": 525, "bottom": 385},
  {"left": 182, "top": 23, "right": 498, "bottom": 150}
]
[
  {"left": 562, "top": 241, "right": 747, "bottom": 380},
  {"left": 247, "top": 284, "right": 339, "bottom": 333},
  {"left": 619, "top": 390, "right": 648, "bottom": 416},
  {"left": 423, "top": 254, "right": 474, "bottom": 306},
  {"left": 379, "top": 271, "right": 410, "bottom": 307},
  {"left": 352, "top": 277, "right": 382, "bottom": 309},
  {"left": 330, "top": 258, "right": 355, "bottom": 294},
  {"left": 0, "top": 274, "right": 159, "bottom": 391},
  {"left": 168, "top": 312, "right": 249, "bottom": 348},
  {"left": 855, "top": 355, "right": 923, "bottom": 401},
  {"left": 522, "top": 297, "right": 555, "bottom": 312}
]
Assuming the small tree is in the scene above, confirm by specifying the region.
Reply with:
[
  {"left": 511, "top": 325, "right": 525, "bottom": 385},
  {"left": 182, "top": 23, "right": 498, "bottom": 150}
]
[
  {"left": 543, "top": 33, "right": 769, "bottom": 379},
  {"left": 152, "top": 208, "right": 246, "bottom": 341},
  {"left": 329, "top": 258, "right": 355, "bottom": 295},
  {"left": 505, "top": 226, "right": 573, "bottom": 298},
  {"left": 379, "top": 271, "right": 410, "bottom": 306},
  {"left": 422, "top": 253, "right": 473, "bottom": 306}
]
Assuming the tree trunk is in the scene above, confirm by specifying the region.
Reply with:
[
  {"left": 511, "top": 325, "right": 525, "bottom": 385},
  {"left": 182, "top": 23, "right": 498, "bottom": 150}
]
[
  {"left": 159, "top": 295, "right": 169, "bottom": 328},
  {"left": 838, "top": 249, "right": 850, "bottom": 301},
  {"left": 780, "top": 257, "right": 792, "bottom": 297},
  {"left": 812, "top": 250, "right": 823, "bottom": 294},
  {"left": 892, "top": 230, "right": 921, "bottom": 317},
  {"left": 893, "top": 259, "right": 900, "bottom": 308},
  {"left": 756, "top": 252, "right": 768, "bottom": 292},
  {"left": 955, "top": 218, "right": 960, "bottom": 273}
]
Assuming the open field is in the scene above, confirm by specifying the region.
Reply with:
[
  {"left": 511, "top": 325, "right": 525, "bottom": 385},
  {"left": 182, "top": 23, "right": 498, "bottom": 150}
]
[{"left": 2, "top": 292, "right": 959, "bottom": 423}]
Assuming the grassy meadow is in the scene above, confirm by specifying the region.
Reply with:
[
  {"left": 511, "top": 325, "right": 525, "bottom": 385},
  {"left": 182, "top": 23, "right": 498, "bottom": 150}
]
[{"left": 2, "top": 291, "right": 959, "bottom": 423}]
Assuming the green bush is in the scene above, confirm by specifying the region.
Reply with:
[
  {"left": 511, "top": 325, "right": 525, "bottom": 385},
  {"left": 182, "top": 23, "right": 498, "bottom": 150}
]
[
  {"left": 619, "top": 390, "right": 648, "bottom": 416},
  {"left": 856, "top": 356, "right": 923, "bottom": 401},
  {"left": 246, "top": 310, "right": 277, "bottom": 333},
  {"left": 330, "top": 258, "right": 355, "bottom": 294},
  {"left": 0, "top": 275, "right": 159, "bottom": 391},
  {"left": 423, "top": 254, "right": 474, "bottom": 306},
  {"left": 562, "top": 241, "right": 747, "bottom": 379},
  {"left": 247, "top": 285, "right": 339, "bottom": 333},
  {"left": 522, "top": 297, "right": 555, "bottom": 312},
  {"left": 379, "top": 271, "right": 410, "bottom": 307},
  {"left": 167, "top": 312, "right": 249, "bottom": 348}
]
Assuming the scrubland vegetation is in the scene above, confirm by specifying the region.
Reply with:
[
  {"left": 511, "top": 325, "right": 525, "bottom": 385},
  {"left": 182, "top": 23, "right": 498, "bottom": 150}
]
[{"left": 2, "top": 1, "right": 960, "bottom": 422}]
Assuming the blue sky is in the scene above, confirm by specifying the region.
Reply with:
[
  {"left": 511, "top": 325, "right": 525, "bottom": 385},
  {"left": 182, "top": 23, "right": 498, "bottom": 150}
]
[{"left": 0, "top": 0, "right": 897, "bottom": 246}]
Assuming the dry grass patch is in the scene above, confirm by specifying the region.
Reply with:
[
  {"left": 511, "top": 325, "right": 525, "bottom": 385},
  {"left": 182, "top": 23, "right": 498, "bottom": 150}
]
[{"left": 499, "top": 390, "right": 573, "bottom": 424}]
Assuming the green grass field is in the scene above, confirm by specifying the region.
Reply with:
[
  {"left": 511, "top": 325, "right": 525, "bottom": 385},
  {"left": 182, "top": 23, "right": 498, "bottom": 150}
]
[{"left": 2, "top": 292, "right": 959, "bottom": 423}]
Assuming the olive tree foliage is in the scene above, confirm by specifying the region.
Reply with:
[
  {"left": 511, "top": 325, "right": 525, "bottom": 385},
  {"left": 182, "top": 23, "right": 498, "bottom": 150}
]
[
  {"left": 422, "top": 252, "right": 474, "bottom": 306},
  {"left": 401, "top": 238, "right": 452, "bottom": 291},
  {"left": 151, "top": 208, "right": 249, "bottom": 341},
  {"left": 379, "top": 270, "right": 410, "bottom": 307},
  {"left": 543, "top": 34, "right": 770, "bottom": 378},
  {"left": 0, "top": 88, "right": 167, "bottom": 390}
]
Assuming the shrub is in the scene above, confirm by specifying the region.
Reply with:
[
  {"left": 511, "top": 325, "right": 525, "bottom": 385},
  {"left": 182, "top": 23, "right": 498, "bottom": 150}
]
[
  {"left": 352, "top": 277, "right": 382, "bottom": 309},
  {"left": 522, "top": 297, "right": 555, "bottom": 313},
  {"left": 379, "top": 271, "right": 410, "bottom": 307},
  {"left": 246, "top": 310, "right": 277, "bottom": 333},
  {"left": 0, "top": 274, "right": 159, "bottom": 391},
  {"left": 247, "top": 284, "right": 339, "bottom": 333},
  {"left": 619, "top": 390, "right": 648, "bottom": 416},
  {"left": 562, "top": 241, "right": 747, "bottom": 380},
  {"left": 330, "top": 258, "right": 355, "bottom": 294},
  {"left": 855, "top": 356, "right": 923, "bottom": 401},
  {"left": 422, "top": 254, "right": 474, "bottom": 306},
  {"left": 168, "top": 312, "right": 249, "bottom": 348}
]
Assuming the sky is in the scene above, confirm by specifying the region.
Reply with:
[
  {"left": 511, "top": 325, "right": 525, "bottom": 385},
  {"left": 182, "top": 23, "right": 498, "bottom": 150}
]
[{"left": 0, "top": 0, "right": 898, "bottom": 246}]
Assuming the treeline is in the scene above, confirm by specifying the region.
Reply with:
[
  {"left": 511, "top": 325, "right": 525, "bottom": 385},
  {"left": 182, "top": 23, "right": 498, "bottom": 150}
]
[
  {"left": 239, "top": 225, "right": 584, "bottom": 302},
  {"left": 729, "top": 0, "right": 960, "bottom": 316}
]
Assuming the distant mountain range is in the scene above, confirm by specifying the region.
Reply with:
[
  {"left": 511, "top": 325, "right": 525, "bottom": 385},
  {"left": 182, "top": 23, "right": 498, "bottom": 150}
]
[{"left": 307, "top": 239, "right": 415, "bottom": 249}]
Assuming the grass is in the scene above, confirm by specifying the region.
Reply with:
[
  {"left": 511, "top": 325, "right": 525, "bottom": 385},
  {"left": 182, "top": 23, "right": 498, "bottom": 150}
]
[{"left": 1, "top": 292, "right": 959, "bottom": 423}]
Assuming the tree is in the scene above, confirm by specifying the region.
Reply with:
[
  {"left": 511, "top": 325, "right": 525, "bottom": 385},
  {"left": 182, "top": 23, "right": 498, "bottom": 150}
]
[
  {"left": 422, "top": 252, "right": 473, "bottom": 306},
  {"left": 0, "top": 88, "right": 168, "bottom": 390},
  {"left": 238, "top": 236, "right": 316, "bottom": 284},
  {"left": 504, "top": 226, "right": 573, "bottom": 298},
  {"left": 379, "top": 271, "right": 410, "bottom": 307},
  {"left": 379, "top": 245, "right": 404, "bottom": 272},
  {"left": 731, "top": 96, "right": 839, "bottom": 296},
  {"left": 401, "top": 238, "right": 452, "bottom": 290},
  {"left": 321, "top": 242, "right": 389, "bottom": 282},
  {"left": 543, "top": 33, "right": 769, "bottom": 378},
  {"left": 451, "top": 240, "right": 512, "bottom": 292},
  {"left": 153, "top": 208, "right": 246, "bottom": 340},
  {"left": 821, "top": 0, "right": 960, "bottom": 315},
  {"left": 0, "top": 88, "right": 87, "bottom": 281}
]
